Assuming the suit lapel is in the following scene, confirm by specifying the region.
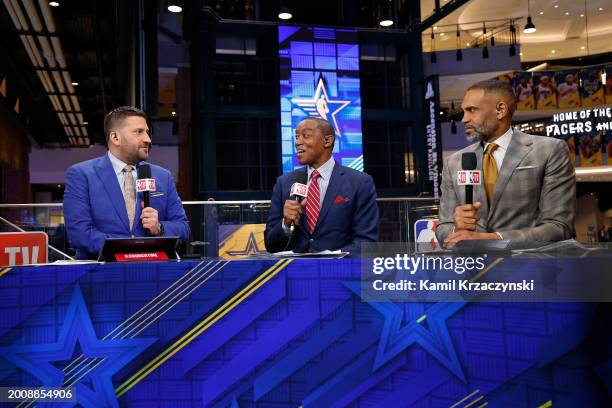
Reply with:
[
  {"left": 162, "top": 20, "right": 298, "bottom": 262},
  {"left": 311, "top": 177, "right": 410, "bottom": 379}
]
[
  {"left": 474, "top": 145, "right": 489, "bottom": 222},
  {"left": 489, "top": 131, "right": 533, "bottom": 217},
  {"left": 95, "top": 154, "right": 130, "bottom": 231},
  {"left": 314, "top": 164, "right": 343, "bottom": 233}
]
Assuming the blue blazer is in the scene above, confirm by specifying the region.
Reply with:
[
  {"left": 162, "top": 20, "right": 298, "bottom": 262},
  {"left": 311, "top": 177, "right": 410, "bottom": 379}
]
[
  {"left": 264, "top": 164, "right": 379, "bottom": 255},
  {"left": 63, "top": 154, "right": 190, "bottom": 259}
]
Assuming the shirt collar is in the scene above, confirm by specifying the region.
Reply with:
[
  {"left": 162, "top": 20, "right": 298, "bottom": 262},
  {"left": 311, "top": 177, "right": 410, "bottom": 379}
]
[
  {"left": 307, "top": 156, "right": 335, "bottom": 181},
  {"left": 484, "top": 126, "right": 513, "bottom": 151},
  {"left": 108, "top": 151, "right": 132, "bottom": 176}
]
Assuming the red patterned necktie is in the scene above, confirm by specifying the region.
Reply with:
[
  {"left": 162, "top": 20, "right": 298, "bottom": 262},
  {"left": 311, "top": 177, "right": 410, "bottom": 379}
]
[{"left": 305, "top": 170, "right": 321, "bottom": 234}]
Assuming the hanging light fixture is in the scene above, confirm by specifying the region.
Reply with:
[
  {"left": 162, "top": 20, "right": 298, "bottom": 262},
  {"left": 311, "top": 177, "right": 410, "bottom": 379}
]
[
  {"left": 430, "top": 29, "right": 437, "bottom": 63},
  {"left": 278, "top": 6, "right": 292, "bottom": 20},
  {"left": 482, "top": 22, "right": 489, "bottom": 58},
  {"left": 523, "top": 0, "right": 537, "bottom": 33},
  {"left": 509, "top": 21, "right": 517, "bottom": 56},
  {"left": 379, "top": 0, "right": 393, "bottom": 27},
  {"left": 456, "top": 24, "right": 462, "bottom": 61}
]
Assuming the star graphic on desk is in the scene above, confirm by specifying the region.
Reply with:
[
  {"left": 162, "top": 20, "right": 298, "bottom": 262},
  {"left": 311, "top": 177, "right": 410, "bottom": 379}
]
[
  {"left": 292, "top": 77, "right": 351, "bottom": 138},
  {"left": 0, "top": 285, "right": 156, "bottom": 407},
  {"left": 226, "top": 232, "right": 266, "bottom": 257},
  {"left": 345, "top": 282, "right": 467, "bottom": 382}
]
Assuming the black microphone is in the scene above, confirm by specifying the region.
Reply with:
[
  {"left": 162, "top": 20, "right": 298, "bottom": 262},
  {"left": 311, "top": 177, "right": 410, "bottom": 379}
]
[
  {"left": 288, "top": 171, "right": 308, "bottom": 234},
  {"left": 137, "top": 164, "right": 155, "bottom": 208},
  {"left": 460, "top": 152, "right": 478, "bottom": 205}
]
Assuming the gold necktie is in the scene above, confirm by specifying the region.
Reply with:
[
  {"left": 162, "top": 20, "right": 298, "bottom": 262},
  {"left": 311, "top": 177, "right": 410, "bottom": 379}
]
[
  {"left": 483, "top": 143, "right": 498, "bottom": 204},
  {"left": 123, "top": 165, "right": 136, "bottom": 230}
]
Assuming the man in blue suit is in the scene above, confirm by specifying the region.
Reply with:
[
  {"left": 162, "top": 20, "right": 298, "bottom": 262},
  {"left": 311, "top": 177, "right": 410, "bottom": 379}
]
[
  {"left": 265, "top": 117, "right": 379, "bottom": 254},
  {"left": 63, "top": 106, "right": 190, "bottom": 259}
]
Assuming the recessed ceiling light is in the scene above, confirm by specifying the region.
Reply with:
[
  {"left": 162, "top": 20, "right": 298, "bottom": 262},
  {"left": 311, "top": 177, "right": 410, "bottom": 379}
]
[
  {"left": 167, "top": 5, "right": 182, "bottom": 13},
  {"left": 466, "top": 42, "right": 470, "bottom": 46},
  {"left": 71, "top": 82, "right": 78, "bottom": 86},
  {"left": 599, "top": 7, "right": 604, "bottom": 11},
  {"left": 554, "top": 4, "right": 559, "bottom": 8},
  {"left": 49, "top": 1, "right": 59, "bottom": 7},
  {"left": 581, "top": 46, "right": 585, "bottom": 50},
  {"left": 539, "top": 11, "right": 544, "bottom": 15},
  {"left": 171, "top": 111, "right": 176, "bottom": 116},
  {"left": 278, "top": 6, "right": 292, "bottom": 20},
  {"left": 83, "top": 121, "right": 88, "bottom": 125},
  {"left": 379, "top": 19, "right": 393, "bottom": 27},
  {"left": 580, "top": 13, "right": 585, "bottom": 17},
  {"left": 520, "top": 52, "right": 524, "bottom": 56},
  {"left": 551, "top": 50, "right": 556, "bottom": 53},
  {"left": 440, "top": 32, "right": 445, "bottom": 36},
  {"left": 564, "top": 11, "right": 570, "bottom": 15}
]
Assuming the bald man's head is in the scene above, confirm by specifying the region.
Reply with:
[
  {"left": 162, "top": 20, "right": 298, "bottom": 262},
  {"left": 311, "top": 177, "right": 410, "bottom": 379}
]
[{"left": 467, "top": 80, "right": 517, "bottom": 118}]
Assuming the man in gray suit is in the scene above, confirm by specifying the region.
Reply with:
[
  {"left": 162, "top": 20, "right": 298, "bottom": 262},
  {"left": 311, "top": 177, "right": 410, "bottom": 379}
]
[{"left": 436, "top": 80, "right": 576, "bottom": 249}]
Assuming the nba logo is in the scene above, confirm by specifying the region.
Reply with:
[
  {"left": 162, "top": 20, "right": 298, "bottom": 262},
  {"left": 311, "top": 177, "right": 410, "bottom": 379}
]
[
  {"left": 470, "top": 171, "right": 480, "bottom": 184},
  {"left": 459, "top": 171, "right": 467, "bottom": 184},
  {"left": 414, "top": 219, "right": 440, "bottom": 252}
]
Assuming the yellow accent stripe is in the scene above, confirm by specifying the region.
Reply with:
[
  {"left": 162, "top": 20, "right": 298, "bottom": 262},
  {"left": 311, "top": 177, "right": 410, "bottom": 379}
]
[
  {"left": 469, "top": 257, "right": 504, "bottom": 283},
  {"left": 416, "top": 315, "right": 426, "bottom": 324},
  {"left": 538, "top": 401, "right": 552, "bottom": 408},
  {"left": 464, "top": 395, "right": 485, "bottom": 408},
  {"left": 115, "top": 259, "right": 293, "bottom": 397},
  {"left": 0, "top": 267, "right": 11, "bottom": 277},
  {"left": 63, "top": 261, "right": 225, "bottom": 387},
  {"left": 449, "top": 389, "right": 480, "bottom": 408},
  {"left": 476, "top": 402, "right": 488, "bottom": 408}
]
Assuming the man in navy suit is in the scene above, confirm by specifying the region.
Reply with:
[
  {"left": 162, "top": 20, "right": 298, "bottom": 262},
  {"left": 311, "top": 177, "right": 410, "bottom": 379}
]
[
  {"left": 264, "top": 117, "right": 379, "bottom": 254},
  {"left": 63, "top": 106, "right": 190, "bottom": 259}
]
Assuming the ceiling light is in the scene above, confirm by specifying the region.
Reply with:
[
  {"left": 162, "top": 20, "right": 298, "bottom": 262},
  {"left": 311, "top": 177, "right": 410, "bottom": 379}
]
[
  {"left": 49, "top": 1, "right": 60, "bottom": 7},
  {"left": 433, "top": 26, "right": 438, "bottom": 30},
  {"left": 71, "top": 82, "right": 78, "bottom": 86},
  {"left": 466, "top": 42, "right": 470, "bottom": 46},
  {"left": 278, "top": 6, "right": 292, "bottom": 20},
  {"left": 539, "top": 11, "right": 544, "bottom": 15},
  {"left": 520, "top": 52, "right": 524, "bottom": 56},
  {"left": 83, "top": 121, "right": 88, "bottom": 125},
  {"left": 523, "top": 16, "right": 536, "bottom": 34},
  {"left": 581, "top": 46, "right": 585, "bottom": 50},
  {"left": 580, "top": 13, "right": 585, "bottom": 17},
  {"left": 482, "top": 46, "right": 489, "bottom": 59},
  {"left": 440, "top": 32, "right": 445, "bottom": 36},
  {"left": 551, "top": 50, "right": 556, "bottom": 53},
  {"left": 167, "top": 5, "right": 182, "bottom": 13},
  {"left": 554, "top": 4, "right": 559, "bottom": 8},
  {"left": 379, "top": 19, "right": 393, "bottom": 27},
  {"left": 599, "top": 7, "right": 604, "bottom": 11},
  {"left": 565, "top": 11, "right": 569, "bottom": 15}
]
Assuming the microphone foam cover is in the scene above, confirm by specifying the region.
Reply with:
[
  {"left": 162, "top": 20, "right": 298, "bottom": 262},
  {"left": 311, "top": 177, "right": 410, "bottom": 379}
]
[
  {"left": 461, "top": 152, "right": 477, "bottom": 170},
  {"left": 295, "top": 170, "right": 308, "bottom": 185},
  {"left": 138, "top": 163, "right": 151, "bottom": 179}
]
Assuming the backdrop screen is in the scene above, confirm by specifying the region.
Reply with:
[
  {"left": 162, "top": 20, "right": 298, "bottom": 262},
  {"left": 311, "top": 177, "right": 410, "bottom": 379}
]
[{"left": 278, "top": 25, "right": 363, "bottom": 173}]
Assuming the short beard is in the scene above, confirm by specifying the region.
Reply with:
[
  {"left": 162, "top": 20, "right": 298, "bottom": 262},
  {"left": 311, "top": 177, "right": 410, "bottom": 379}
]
[{"left": 466, "top": 130, "right": 486, "bottom": 143}]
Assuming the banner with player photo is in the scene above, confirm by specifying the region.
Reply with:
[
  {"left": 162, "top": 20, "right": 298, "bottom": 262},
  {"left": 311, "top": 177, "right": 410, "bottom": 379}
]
[
  {"left": 513, "top": 71, "right": 535, "bottom": 110},
  {"left": 580, "top": 67, "right": 604, "bottom": 107},
  {"left": 606, "top": 65, "right": 612, "bottom": 105},
  {"left": 533, "top": 71, "right": 557, "bottom": 110},
  {"left": 555, "top": 70, "right": 580, "bottom": 109},
  {"left": 578, "top": 131, "right": 604, "bottom": 167}
]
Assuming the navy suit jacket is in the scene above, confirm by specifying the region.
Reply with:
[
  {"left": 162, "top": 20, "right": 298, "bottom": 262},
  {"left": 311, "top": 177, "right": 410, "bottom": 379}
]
[
  {"left": 63, "top": 154, "right": 190, "bottom": 259},
  {"left": 264, "top": 164, "right": 379, "bottom": 255}
]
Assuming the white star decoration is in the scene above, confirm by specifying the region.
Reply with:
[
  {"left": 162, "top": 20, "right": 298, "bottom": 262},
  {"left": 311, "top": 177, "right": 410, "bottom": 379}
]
[{"left": 292, "top": 77, "right": 351, "bottom": 138}]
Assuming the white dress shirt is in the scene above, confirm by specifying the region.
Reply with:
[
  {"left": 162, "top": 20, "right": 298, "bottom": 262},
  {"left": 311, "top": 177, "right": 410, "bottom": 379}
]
[{"left": 483, "top": 126, "right": 513, "bottom": 171}]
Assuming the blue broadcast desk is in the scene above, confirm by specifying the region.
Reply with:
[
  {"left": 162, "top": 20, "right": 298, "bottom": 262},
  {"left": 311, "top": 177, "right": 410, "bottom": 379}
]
[{"left": 0, "top": 258, "right": 610, "bottom": 408}]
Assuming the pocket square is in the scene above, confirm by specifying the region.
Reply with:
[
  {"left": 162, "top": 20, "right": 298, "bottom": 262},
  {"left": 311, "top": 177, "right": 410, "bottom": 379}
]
[
  {"left": 334, "top": 195, "right": 348, "bottom": 204},
  {"left": 151, "top": 192, "right": 165, "bottom": 197},
  {"left": 516, "top": 165, "right": 537, "bottom": 170}
]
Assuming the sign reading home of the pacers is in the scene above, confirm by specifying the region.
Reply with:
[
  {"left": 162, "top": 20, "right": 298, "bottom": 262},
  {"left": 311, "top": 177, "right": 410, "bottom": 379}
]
[
  {"left": 424, "top": 76, "right": 442, "bottom": 198},
  {"left": 546, "top": 107, "right": 612, "bottom": 136},
  {"left": 278, "top": 25, "right": 363, "bottom": 173}
]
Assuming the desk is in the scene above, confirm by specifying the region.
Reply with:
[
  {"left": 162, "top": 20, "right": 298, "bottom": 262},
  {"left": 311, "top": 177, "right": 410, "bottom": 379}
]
[{"left": 0, "top": 259, "right": 609, "bottom": 407}]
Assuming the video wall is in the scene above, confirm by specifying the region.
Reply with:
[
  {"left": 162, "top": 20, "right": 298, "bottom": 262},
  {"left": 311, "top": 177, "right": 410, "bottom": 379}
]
[{"left": 278, "top": 25, "right": 363, "bottom": 173}]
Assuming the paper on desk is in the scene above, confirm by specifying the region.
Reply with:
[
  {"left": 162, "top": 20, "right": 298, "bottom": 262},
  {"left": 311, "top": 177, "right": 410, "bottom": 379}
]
[{"left": 270, "top": 250, "right": 349, "bottom": 258}]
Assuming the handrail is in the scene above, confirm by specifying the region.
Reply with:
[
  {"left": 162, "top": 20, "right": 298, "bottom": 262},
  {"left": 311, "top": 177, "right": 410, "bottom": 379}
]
[
  {"left": 0, "top": 216, "right": 74, "bottom": 260},
  {"left": 0, "top": 197, "right": 439, "bottom": 207}
]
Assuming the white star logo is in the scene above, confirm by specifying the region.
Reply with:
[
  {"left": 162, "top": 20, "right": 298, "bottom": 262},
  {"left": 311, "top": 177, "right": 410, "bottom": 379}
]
[{"left": 292, "top": 77, "right": 351, "bottom": 138}]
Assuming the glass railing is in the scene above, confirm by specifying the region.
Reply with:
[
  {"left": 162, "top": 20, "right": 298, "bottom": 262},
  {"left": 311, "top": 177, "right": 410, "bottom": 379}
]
[{"left": 0, "top": 198, "right": 439, "bottom": 259}]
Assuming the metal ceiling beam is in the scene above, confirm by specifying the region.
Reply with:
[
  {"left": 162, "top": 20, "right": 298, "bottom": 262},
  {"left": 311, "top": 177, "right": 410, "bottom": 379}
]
[{"left": 420, "top": 0, "right": 471, "bottom": 31}]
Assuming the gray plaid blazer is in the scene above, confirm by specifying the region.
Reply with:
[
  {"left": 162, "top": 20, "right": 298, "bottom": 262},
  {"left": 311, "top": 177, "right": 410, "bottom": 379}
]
[{"left": 435, "top": 130, "right": 576, "bottom": 249}]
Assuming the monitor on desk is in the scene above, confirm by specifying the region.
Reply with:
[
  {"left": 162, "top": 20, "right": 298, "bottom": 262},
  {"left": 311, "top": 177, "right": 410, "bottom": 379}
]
[{"left": 97, "top": 236, "right": 180, "bottom": 262}]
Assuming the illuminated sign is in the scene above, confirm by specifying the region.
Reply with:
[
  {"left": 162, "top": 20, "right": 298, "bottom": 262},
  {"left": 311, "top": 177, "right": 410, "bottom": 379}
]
[{"left": 278, "top": 25, "right": 363, "bottom": 173}]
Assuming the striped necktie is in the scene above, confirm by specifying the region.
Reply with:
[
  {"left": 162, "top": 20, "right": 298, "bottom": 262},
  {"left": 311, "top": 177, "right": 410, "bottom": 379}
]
[
  {"left": 305, "top": 170, "right": 321, "bottom": 234},
  {"left": 123, "top": 165, "right": 136, "bottom": 230}
]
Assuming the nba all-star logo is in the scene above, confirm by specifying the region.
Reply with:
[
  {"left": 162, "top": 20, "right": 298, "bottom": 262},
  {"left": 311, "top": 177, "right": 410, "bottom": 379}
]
[{"left": 292, "top": 77, "right": 351, "bottom": 138}]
